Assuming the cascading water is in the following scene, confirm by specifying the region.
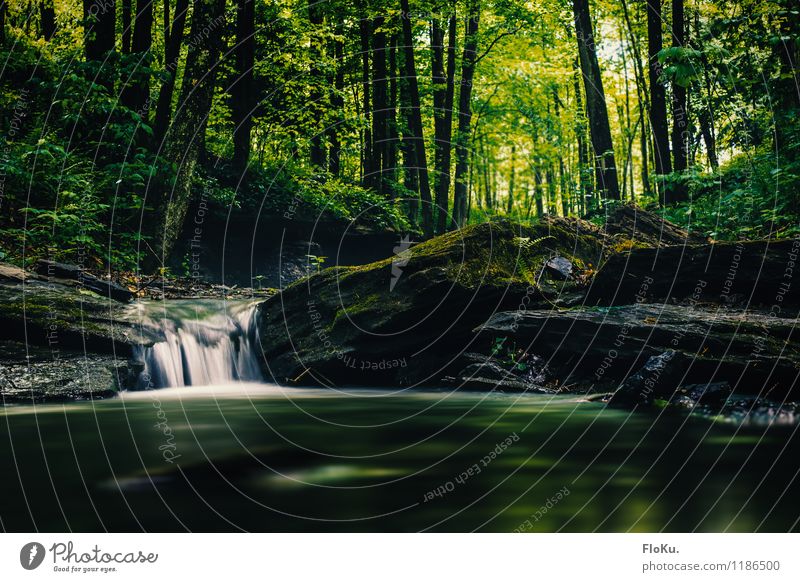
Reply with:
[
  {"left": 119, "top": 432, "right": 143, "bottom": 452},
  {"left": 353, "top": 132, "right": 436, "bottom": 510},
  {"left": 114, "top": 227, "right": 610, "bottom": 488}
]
[{"left": 133, "top": 300, "right": 264, "bottom": 388}]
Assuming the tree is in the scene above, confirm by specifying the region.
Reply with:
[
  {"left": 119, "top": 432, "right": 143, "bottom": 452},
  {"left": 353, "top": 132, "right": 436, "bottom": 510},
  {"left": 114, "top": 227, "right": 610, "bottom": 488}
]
[
  {"left": 232, "top": 0, "right": 256, "bottom": 171},
  {"left": 121, "top": 0, "right": 153, "bottom": 113},
  {"left": 153, "top": 0, "right": 189, "bottom": 141},
  {"left": 647, "top": 0, "right": 672, "bottom": 203},
  {"left": 40, "top": 0, "right": 56, "bottom": 41},
  {"left": 670, "top": 0, "right": 688, "bottom": 201},
  {"left": 372, "top": 15, "right": 389, "bottom": 194},
  {"left": 308, "top": 0, "right": 327, "bottom": 171},
  {"left": 400, "top": 0, "right": 434, "bottom": 236},
  {"left": 573, "top": 0, "right": 620, "bottom": 200},
  {"left": 152, "top": 0, "right": 226, "bottom": 265},
  {"left": 432, "top": 11, "right": 457, "bottom": 233},
  {"left": 452, "top": 0, "right": 479, "bottom": 228},
  {"left": 83, "top": 0, "right": 116, "bottom": 61}
]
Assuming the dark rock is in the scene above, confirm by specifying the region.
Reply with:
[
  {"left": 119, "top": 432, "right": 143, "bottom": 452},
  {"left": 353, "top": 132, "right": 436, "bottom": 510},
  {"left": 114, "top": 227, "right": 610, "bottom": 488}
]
[
  {"left": 681, "top": 381, "right": 732, "bottom": 406},
  {"left": 0, "top": 344, "right": 129, "bottom": 403},
  {"left": 586, "top": 238, "right": 800, "bottom": 309},
  {"left": 257, "top": 220, "right": 608, "bottom": 387},
  {"left": 475, "top": 303, "right": 800, "bottom": 400},
  {"left": 601, "top": 203, "right": 707, "bottom": 247},
  {"left": 545, "top": 256, "right": 573, "bottom": 280},
  {"left": 35, "top": 260, "right": 135, "bottom": 303},
  {"left": 455, "top": 376, "right": 550, "bottom": 393},
  {"left": 608, "top": 351, "right": 688, "bottom": 406},
  {"left": 0, "top": 278, "right": 161, "bottom": 354}
]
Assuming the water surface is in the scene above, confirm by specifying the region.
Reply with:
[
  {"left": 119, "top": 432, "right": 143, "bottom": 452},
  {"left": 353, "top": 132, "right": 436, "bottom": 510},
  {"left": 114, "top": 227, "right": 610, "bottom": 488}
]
[{"left": 1, "top": 384, "right": 798, "bottom": 532}]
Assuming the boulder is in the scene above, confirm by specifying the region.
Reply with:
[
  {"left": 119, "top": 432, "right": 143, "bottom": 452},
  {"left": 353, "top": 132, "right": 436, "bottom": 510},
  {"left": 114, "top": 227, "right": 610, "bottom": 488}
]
[
  {"left": 601, "top": 203, "right": 707, "bottom": 247},
  {"left": 475, "top": 303, "right": 800, "bottom": 399},
  {"left": 257, "top": 219, "right": 608, "bottom": 387},
  {"left": 0, "top": 343, "right": 130, "bottom": 403},
  {"left": 586, "top": 238, "right": 800, "bottom": 309}
]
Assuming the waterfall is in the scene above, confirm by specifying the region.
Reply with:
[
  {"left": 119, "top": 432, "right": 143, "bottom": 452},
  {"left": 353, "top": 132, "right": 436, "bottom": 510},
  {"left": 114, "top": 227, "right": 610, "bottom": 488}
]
[{"left": 134, "top": 300, "right": 264, "bottom": 388}]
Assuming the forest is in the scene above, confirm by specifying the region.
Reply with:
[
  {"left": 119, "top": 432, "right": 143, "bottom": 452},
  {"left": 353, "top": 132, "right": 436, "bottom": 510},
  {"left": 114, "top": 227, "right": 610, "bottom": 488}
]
[
  {"left": 1, "top": 0, "right": 798, "bottom": 273},
  {"left": 2, "top": 0, "right": 800, "bottom": 536}
]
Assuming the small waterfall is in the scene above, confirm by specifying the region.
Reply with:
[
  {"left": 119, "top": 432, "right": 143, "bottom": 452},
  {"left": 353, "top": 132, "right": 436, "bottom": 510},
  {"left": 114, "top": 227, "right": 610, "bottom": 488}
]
[{"left": 134, "top": 300, "right": 264, "bottom": 388}]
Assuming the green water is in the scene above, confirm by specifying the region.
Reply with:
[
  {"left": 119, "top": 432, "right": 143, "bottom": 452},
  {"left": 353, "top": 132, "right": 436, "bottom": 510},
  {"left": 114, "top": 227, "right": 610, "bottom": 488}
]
[{"left": 1, "top": 385, "right": 798, "bottom": 532}]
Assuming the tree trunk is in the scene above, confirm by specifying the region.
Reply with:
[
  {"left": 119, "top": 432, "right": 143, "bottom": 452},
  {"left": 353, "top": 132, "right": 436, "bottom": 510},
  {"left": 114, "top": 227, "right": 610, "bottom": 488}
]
[
  {"left": 308, "top": 1, "right": 326, "bottom": 171},
  {"left": 121, "top": 0, "right": 153, "bottom": 113},
  {"left": 398, "top": 39, "right": 419, "bottom": 225},
  {"left": 152, "top": 0, "right": 226, "bottom": 267},
  {"left": 83, "top": 0, "right": 116, "bottom": 86},
  {"left": 452, "top": 0, "right": 479, "bottom": 228},
  {"left": 372, "top": 15, "right": 389, "bottom": 194},
  {"left": 329, "top": 23, "right": 345, "bottom": 177},
  {"left": 507, "top": 143, "right": 515, "bottom": 214},
  {"left": 572, "top": 59, "right": 591, "bottom": 214},
  {"left": 670, "top": 0, "right": 688, "bottom": 201},
  {"left": 431, "top": 14, "right": 456, "bottom": 232},
  {"left": 153, "top": 0, "right": 189, "bottom": 141},
  {"left": 0, "top": 2, "right": 6, "bottom": 44},
  {"left": 40, "top": 0, "right": 56, "bottom": 40},
  {"left": 359, "top": 15, "right": 373, "bottom": 186},
  {"left": 573, "top": 0, "right": 620, "bottom": 200},
  {"left": 121, "top": 0, "right": 132, "bottom": 52},
  {"left": 384, "top": 33, "right": 399, "bottom": 191},
  {"left": 232, "top": 0, "right": 255, "bottom": 171},
  {"left": 400, "top": 0, "right": 434, "bottom": 236},
  {"left": 620, "top": 0, "right": 652, "bottom": 197},
  {"left": 647, "top": 0, "right": 672, "bottom": 203}
]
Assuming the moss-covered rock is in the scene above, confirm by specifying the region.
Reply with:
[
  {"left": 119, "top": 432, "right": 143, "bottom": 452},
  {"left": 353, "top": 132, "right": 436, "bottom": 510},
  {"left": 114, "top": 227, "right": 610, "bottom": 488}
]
[{"left": 257, "top": 219, "right": 609, "bottom": 387}]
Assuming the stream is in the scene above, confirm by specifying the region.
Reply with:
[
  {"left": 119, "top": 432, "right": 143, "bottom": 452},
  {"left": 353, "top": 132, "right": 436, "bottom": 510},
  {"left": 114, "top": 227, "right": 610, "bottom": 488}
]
[{"left": 0, "top": 300, "right": 798, "bottom": 532}]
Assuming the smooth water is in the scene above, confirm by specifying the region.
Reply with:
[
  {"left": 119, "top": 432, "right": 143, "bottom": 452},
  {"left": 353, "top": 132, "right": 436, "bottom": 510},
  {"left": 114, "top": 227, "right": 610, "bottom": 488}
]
[
  {"left": 133, "top": 300, "right": 263, "bottom": 388},
  {"left": 1, "top": 384, "right": 798, "bottom": 532}
]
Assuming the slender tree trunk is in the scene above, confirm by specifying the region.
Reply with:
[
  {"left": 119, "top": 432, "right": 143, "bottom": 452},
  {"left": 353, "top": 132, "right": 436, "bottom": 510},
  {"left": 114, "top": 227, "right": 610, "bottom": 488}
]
[
  {"left": 398, "top": 39, "right": 419, "bottom": 225},
  {"left": 83, "top": 0, "right": 116, "bottom": 89},
  {"left": 121, "top": 0, "right": 132, "bottom": 52},
  {"left": 620, "top": 0, "right": 651, "bottom": 197},
  {"left": 400, "top": 0, "right": 434, "bottom": 236},
  {"left": 573, "top": 0, "right": 620, "bottom": 200},
  {"left": 384, "top": 33, "right": 399, "bottom": 191},
  {"left": 572, "top": 59, "right": 591, "bottom": 212},
  {"left": 452, "top": 0, "right": 479, "bottom": 228},
  {"left": 152, "top": 0, "right": 226, "bottom": 266},
  {"left": 232, "top": 0, "right": 255, "bottom": 171},
  {"left": 121, "top": 0, "right": 153, "bottom": 113},
  {"left": 153, "top": 0, "right": 189, "bottom": 140},
  {"left": 329, "top": 23, "right": 345, "bottom": 177},
  {"left": 372, "top": 15, "right": 389, "bottom": 194},
  {"left": 308, "top": 1, "right": 326, "bottom": 171},
  {"left": 359, "top": 15, "right": 373, "bottom": 186},
  {"left": 670, "top": 0, "right": 688, "bottom": 200},
  {"left": 507, "top": 143, "right": 515, "bottom": 214},
  {"left": 40, "top": 0, "right": 56, "bottom": 40},
  {"left": 647, "top": 0, "right": 672, "bottom": 203},
  {"left": 431, "top": 18, "right": 446, "bottom": 226},
  {"left": 0, "top": 2, "right": 6, "bottom": 44}
]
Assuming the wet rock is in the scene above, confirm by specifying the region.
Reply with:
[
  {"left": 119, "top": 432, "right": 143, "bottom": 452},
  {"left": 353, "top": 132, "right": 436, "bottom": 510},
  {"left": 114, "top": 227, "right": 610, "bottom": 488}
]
[
  {"left": 608, "top": 351, "right": 688, "bottom": 406},
  {"left": 0, "top": 344, "right": 129, "bottom": 403},
  {"left": 0, "top": 278, "right": 161, "bottom": 354}
]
